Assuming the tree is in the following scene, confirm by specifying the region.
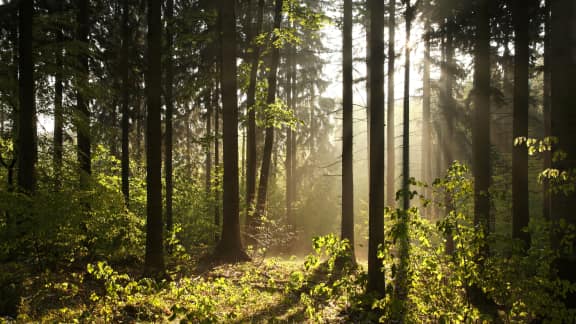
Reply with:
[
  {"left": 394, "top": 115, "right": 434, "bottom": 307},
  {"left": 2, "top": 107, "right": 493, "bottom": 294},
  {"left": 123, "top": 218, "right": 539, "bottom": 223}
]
[
  {"left": 366, "top": 0, "right": 386, "bottom": 295},
  {"left": 53, "top": 0, "right": 64, "bottom": 190},
  {"left": 386, "top": 0, "right": 396, "bottom": 209},
  {"left": 421, "top": 2, "right": 431, "bottom": 210},
  {"left": 121, "top": 0, "right": 131, "bottom": 205},
  {"left": 550, "top": 0, "right": 576, "bottom": 305},
  {"left": 245, "top": 0, "right": 265, "bottom": 227},
  {"left": 511, "top": 0, "right": 531, "bottom": 247},
  {"left": 17, "top": 0, "right": 36, "bottom": 194},
  {"left": 165, "top": 0, "right": 174, "bottom": 233},
  {"left": 76, "top": 0, "right": 91, "bottom": 187},
  {"left": 145, "top": 0, "right": 165, "bottom": 275},
  {"left": 213, "top": 0, "right": 250, "bottom": 262},
  {"left": 255, "top": 0, "right": 283, "bottom": 226},
  {"left": 341, "top": 0, "right": 355, "bottom": 259},
  {"left": 472, "top": 0, "right": 491, "bottom": 246}
]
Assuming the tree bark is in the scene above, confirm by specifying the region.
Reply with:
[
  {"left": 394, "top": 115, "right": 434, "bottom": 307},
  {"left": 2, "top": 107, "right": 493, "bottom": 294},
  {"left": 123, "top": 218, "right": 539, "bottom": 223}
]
[
  {"left": 341, "top": 0, "right": 355, "bottom": 258},
  {"left": 254, "top": 0, "right": 283, "bottom": 227},
  {"left": 165, "top": 0, "right": 174, "bottom": 233},
  {"left": 121, "top": 0, "right": 130, "bottom": 205},
  {"left": 473, "top": 0, "right": 491, "bottom": 241},
  {"left": 76, "top": 0, "right": 91, "bottom": 188},
  {"left": 386, "top": 0, "right": 395, "bottom": 208},
  {"left": 17, "top": 0, "right": 36, "bottom": 194},
  {"left": 145, "top": 0, "right": 165, "bottom": 275},
  {"left": 53, "top": 2, "right": 64, "bottom": 191},
  {"left": 511, "top": 0, "right": 530, "bottom": 247},
  {"left": 422, "top": 10, "right": 431, "bottom": 214},
  {"left": 214, "top": 0, "right": 249, "bottom": 262},
  {"left": 245, "top": 0, "right": 265, "bottom": 230},
  {"left": 366, "top": 0, "right": 386, "bottom": 296}
]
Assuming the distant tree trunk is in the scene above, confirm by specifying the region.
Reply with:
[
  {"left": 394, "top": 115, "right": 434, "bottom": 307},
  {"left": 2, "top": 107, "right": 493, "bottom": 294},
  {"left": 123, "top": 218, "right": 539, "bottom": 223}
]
[
  {"left": 401, "top": 1, "right": 411, "bottom": 213},
  {"left": 542, "top": 0, "right": 551, "bottom": 221},
  {"left": 511, "top": 0, "right": 530, "bottom": 247},
  {"left": 440, "top": 18, "right": 455, "bottom": 255},
  {"left": 366, "top": 0, "right": 386, "bottom": 296},
  {"left": 165, "top": 0, "right": 174, "bottom": 233},
  {"left": 386, "top": 0, "right": 395, "bottom": 208},
  {"left": 473, "top": 0, "right": 491, "bottom": 243},
  {"left": 214, "top": 79, "right": 221, "bottom": 238},
  {"left": 245, "top": 0, "right": 265, "bottom": 232},
  {"left": 53, "top": 3, "right": 64, "bottom": 190},
  {"left": 286, "top": 45, "right": 295, "bottom": 226},
  {"left": 205, "top": 89, "right": 212, "bottom": 196},
  {"left": 121, "top": 0, "right": 130, "bottom": 205},
  {"left": 76, "top": 0, "right": 91, "bottom": 188},
  {"left": 422, "top": 11, "right": 431, "bottom": 200},
  {"left": 550, "top": 0, "right": 576, "bottom": 306},
  {"left": 394, "top": 1, "right": 412, "bottom": 319},
  {"left": 214, "top": 0, "right": 249, "bottom": 262},
  {"left": 145, "top": 0, "right": 165, "bottom": 275},
  {"left": 341, "top": 0, "right": 355, "bottom": 258},
  {"left": 17, "top": 0, "right": 36, "bottom": 194},
  {"left": 254, "top": 0, "right": 283, "bottom": 227},
  {"left": 441, "top": 20, "right": 455, "bottom": 168}
]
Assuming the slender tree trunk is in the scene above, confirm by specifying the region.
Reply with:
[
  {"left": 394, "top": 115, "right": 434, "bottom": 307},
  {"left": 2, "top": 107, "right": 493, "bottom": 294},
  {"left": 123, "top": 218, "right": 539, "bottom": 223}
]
[
  {"left": 214, "top": 0, "right": 249, "bottom": 261},
  {"left": 255, "top": 0, "right": 283, "bottom": 226},
  {"left": 245, "top": 0, "right": 265, "bottom": 228},
  {"left": 473, "top": 0, "right": 491, "bottom": 243},
  {"left": 286, "top": 45, "right": 294, "bottom": 226},
  {"left": 214, "top": 79, "right": 221, "bottom": 238},
  {"left": 121, "top": 0, "right": 130, "bottom": 205},
  {"left": 550, "top": 0, "right": 576, "bottom": 300},
  {"left": 542, "top": 0, "right": 551, "bottom": 221},
  {"left": 145, "top": 0, "right": 165, "bottom": 275},
  {"left": 422, "top": 12, "right": 431, "bottom": 206},
  {"left": 401, "top": 2, "right": 411, "bottom": 213},
  {"left": 341, "top": 0, "right": 355, "bottom": 258},
  {"left": 512, "top": 0, "right": 530, "bottom": 247},
  {"left": 54, "top": 7, "right": 64, "bottom": 190},
  {"left": 394, "top": 2, "right": 412, "bottom": 319},
  {"left": 205, "top": 89, "right": 212, "bottom": 196},
  {"left": 17, "top": 0, "right": 36, "bottom": 194},
  {"left": 76, "top": 0, "right": 91, "bottom": 188},
  {"left": 386, "top": 0, "right": 396, "bottom": 208},
  {"left": 366, "top": 0, "right": 386, "bottom": 296},
  {"left": 165, "top": 0, "right": 175, "bottom": 233}
]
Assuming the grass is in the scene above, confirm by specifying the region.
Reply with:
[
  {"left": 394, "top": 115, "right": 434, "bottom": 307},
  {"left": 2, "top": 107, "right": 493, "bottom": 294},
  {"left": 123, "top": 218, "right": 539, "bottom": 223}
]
[{"left": 4, "top": 255, "right": 367, "bottom": 323}]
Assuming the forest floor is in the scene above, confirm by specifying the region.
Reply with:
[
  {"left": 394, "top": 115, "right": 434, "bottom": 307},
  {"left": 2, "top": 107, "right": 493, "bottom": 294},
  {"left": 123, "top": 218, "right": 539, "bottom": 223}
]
[{"left": 3, "top": 253, "right": 371, "bottom": 323}]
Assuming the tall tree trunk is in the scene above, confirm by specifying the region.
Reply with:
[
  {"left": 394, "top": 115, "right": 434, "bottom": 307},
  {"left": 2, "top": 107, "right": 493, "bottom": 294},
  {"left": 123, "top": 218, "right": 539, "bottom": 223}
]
[
  {"left": 245, "top": 0, "right": 265, "bottom": 229},
  {"left": 341, "top": 0, "right": 355, "bottom": 258},
  {"left": 214, "top": 79, "right": 221, "bottom": 238},
  {"left": 394, "top": 1, "right": 412, "bottom": 319},
  {"left": 366, "top": 0, "right": 386, "bottom": 296},
  {"left": 511, "top": 0, "right": 530, "bottom": 247},
  {"left": 550, "top": 0, "right": 576, "bottom": 306},
  {"left": 121, "top": 0, "right": 131, "bottom": 205},
  {"left": 422, "top": 11, "right": 431, "bottom": 205},
  {"left": 145, "top": 0, "right": 165, "bottom": 275},
  {"left": 214, "top": 0, "right": 249, "bottom": 261},
  {"left": 165, "top": 0, "right": 174, "bottom": 233},
  {"left": 473, "top": 0, "right": 491, "bottom": 244},
  {"left": 542, "top": 0, "right": 551, "bottom": 221},
  {"left": 286, "top": 45, "right": 295, "bottom": 226},
  {"left": 254, "top": 0, "right": 283, "bottom": 227},
  {"left": 386, "top": 0, "right": 396, "bottom": 208},
  {"left": 76, "top": 0, "right": 91, "bottom": 188},
  {"left": 54, "top": 4, "right": 64, "bottom": 190},
  {"left": 17, "top": 0, "right": 36, "bottom": 194},
  {"left": 205, "top": 89, "right": 212, "bottom": 197}
]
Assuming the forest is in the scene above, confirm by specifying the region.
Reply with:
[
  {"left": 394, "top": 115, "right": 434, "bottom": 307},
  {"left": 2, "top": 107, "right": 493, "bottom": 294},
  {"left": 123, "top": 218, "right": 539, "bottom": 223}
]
[{"left": 0, "top": 0, "right": 575, "bottom": 322}]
